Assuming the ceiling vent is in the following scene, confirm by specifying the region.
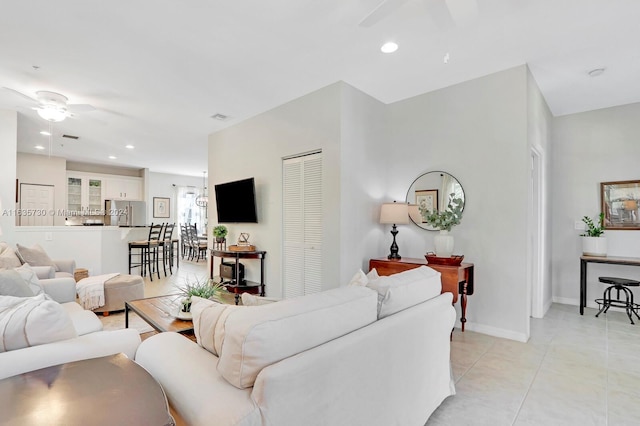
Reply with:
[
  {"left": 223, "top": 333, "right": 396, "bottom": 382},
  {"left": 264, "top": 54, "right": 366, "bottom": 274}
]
[
  {"left": 62, "top": 134, "right": 79, "bottom": 140},
  {"left": 211, "top": 113, "right": 228, "bottom": 121}
]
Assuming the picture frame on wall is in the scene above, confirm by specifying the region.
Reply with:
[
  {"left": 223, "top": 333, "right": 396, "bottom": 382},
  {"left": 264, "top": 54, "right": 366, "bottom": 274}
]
[
  {"left": 415, "top": 189, "right": 438, "bottom": 223},
  {"left": 153, "top": 197, "right": 170, "bottom": 218},
  {"left": 601, "top": 180, "right": 640, "bottom": 230}
]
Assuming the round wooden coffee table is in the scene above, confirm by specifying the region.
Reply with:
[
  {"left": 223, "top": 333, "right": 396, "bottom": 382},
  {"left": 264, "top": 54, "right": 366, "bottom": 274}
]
[{"left": 0, "top": 353, "right": 175, "bottom": 425}]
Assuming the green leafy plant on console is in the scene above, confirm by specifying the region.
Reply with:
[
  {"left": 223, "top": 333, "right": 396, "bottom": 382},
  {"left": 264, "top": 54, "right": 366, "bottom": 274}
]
[
  {"left": 420, "top": 193, "right": 464, "bottom": 232},
  {"left": 581, "top": 213, "right": 605, "bottom": 237}
]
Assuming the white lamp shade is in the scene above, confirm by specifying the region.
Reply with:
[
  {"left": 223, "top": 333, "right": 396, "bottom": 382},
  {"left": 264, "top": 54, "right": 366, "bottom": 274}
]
[
  {"left": 408, "top": 204, "right": 422, "bottom": 223},
  {"left": 380, "top": 202, "right": 409, "bottom": 225}
]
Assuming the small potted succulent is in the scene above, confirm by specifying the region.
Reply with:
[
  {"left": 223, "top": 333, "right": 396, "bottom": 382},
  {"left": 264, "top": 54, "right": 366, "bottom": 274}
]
[
  {"left": 213, "top": 225, "right": 228, "bottom": 243},
  {"left": 581, "top": 213, "right": 607, "bottom": 256},
  {"left": 175, "top": 276, "right": 226, "bottom": 313}
]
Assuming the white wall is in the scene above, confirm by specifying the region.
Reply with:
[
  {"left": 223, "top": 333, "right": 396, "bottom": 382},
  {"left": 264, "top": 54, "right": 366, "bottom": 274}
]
[
  {"left": 0, "top": 110, "right": 17, "bottom": 243},
  {"left": 207, "top": 68, "right": 541, "bottom": 341},
  {"left": 208, "top": 83, "right": 343, "bottom": 298},
  {"left": 386, "top": 66, "right": 531, "bottom": 341},
  {"left": 16, "top": 153, "right": 67, "bottom": 226},
  {"left": 551, "top": 102, "right": 640, "bottom": 307},
  {"left": 147, "top": 171, "right": 203, "bottom": 226},
  {"left": 526, "top": 69, "right": 554, "bottom": 318},
  {"left": 339, "top": 84, "right": 388, "bottom": 279}
]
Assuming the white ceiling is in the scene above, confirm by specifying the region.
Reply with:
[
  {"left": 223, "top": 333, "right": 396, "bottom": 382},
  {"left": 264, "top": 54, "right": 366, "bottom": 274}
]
[{"left": 1, "top": 0, "right": 638, "bottom": 176}]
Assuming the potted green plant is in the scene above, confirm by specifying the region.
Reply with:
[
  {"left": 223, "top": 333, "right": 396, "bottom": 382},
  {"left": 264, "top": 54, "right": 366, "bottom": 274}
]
[
  {"left": 581, "top": 213, "right": 607, "bottom": 256},
  {"left": 213, "top": 225, "right": 228, "bottom": 243},
  {"left": 420, "top": 194, "right": 463, "bottom": 258},
  {"left": 175, "top": 276, "right": 226, "bottom": 313}
]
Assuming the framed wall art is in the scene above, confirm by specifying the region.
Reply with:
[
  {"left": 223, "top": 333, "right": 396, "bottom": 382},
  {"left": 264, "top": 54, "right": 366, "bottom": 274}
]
[
  {"left": 415, "top": 189, "right": 438, "bottom": 223},
  {"left": 153, "top": 197, "right": 170, "bottom": 218},
  {"left": 601, "top": 180, "right": 640, "bottom": 230}
]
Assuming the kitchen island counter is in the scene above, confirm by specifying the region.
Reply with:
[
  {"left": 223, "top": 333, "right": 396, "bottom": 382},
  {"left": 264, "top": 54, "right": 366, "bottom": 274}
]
[{"left": 14, "top": 226, "right": 150, "bottom": 275}]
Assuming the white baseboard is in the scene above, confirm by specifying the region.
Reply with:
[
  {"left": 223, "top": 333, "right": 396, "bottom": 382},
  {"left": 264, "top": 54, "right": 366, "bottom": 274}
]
[
  {"left": 459, "top": 322, "right": 528, "bottom": 343},
  {"left": 552, "top": 296, "right": 629, "bottom": 312},
  {"left": 552, "top": 296, "right": 578, "bottom": 306}
]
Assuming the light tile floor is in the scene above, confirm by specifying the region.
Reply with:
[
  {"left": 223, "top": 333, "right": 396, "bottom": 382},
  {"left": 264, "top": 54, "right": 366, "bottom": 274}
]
[{"left": 427, "top": 303, "right": 640, "bottom": 426}]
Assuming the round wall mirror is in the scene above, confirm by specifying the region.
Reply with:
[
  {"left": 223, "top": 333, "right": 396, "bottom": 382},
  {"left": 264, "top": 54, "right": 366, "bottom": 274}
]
[{"left": 405, "top": 171, "right": 465, "bottom": 231}]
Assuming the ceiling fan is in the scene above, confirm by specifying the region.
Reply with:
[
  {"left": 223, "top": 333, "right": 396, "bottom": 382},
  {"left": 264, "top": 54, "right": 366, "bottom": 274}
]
[
  {"left": 1, "top": 87, "right": 96, "bottom": 122},
  {"left": 359, "top": 0, "right": 478, "bottom": 30}
]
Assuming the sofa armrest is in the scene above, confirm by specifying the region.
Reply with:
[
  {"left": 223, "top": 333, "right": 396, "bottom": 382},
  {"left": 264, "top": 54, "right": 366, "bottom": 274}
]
[
  {"left": 53, "top": 259, "right": 76, "bottom": 275},
  {"left": 31, "top": 265, "right": 56, "bottom": 279},
  {"left": 41, "top": 277, "right": 77, "bottom": 303},
  {"left": 0, "top": 329, "right": 141, "bottom": 380}
]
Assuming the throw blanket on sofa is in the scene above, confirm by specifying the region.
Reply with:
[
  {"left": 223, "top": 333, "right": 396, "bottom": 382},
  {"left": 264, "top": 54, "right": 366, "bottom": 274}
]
[{"left": 76, "top": 273, "right": 120, "bottom": 310}]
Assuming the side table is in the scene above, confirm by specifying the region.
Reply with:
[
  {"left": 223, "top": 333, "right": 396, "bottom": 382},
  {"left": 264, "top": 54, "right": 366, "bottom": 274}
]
[{"left": 0, "top": 354, "right": 175, "bottom": 426}]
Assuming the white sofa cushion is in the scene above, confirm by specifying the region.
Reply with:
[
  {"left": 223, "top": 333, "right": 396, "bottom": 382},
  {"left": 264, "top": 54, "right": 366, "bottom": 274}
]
[
  {"left": 16, "top": 243, "right": 59, "bottom": 271},
  {"left": 61, "top": 302, "right": 104, "bottom": 335},
  {"left": 240, "top": 293, "right": 279, "bottom": 306},
  {"left": 191, "top": 296, "right": 242, "bottom": 356},
  {"left": 0, "top": 294, "right": 77, "bottom": 352},
  {"left": 135, "top": 332, "right": 260, "bottom": 426},
  {"left": 0, "top": 269, "right": 34, "bottom": 297},
  {"left": 14, "top": 263, "right": 45, "bottom": 295},
  {"left": 0, "top": 243, "right": 21, "bottom": 269},
  {"left": 217, "top": 286, "right": 378, "bottom": 389},
  {"left": 367, "top": 266, "right": 442, "bottom": 319}
]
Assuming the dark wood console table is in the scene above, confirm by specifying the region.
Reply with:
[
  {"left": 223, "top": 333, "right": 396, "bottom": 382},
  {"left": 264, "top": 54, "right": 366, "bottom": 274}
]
[
  {"left": 210, "top": 249, "right": 266, "bottom": 304},
  {"left": 369, "top": 258, "right": 475, "bottom": 331},
  {"left": 580, "top": 255, "right": 640, "bottom": 314}
]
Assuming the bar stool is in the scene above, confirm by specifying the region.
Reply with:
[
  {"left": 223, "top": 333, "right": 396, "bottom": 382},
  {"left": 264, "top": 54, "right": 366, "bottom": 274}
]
[
  {"left": 128, "top": 223, "right": 164, "bottom": 281},
  {"left": 595, "top": 276, "right": 640, "bottom": 324},
  {"left": 159, "top": 223, "right": 176, "bottom": 275}
]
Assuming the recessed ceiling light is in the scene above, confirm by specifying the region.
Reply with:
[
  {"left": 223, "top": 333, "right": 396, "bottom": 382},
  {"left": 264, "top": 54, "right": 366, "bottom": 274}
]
[
  {"left": 34, "top": 145, "right": 45, "bottom": 150},
  {"left": 380, "top": 42, "right": 398, "bottom": 53},
  {"left": 443, "top": 52, "right": 450, "bottom": 64},
  {"left": 125, "top": 144, "right": 135, "bottom": 149},
  {"left": 40, "top": 130, "right": 51, "bottom": 136},
  {"left": 108, "top": 155, "right": 117, "bottom": 160},
  {"left": 588, "top": 68, "right": 605, "bottom": 77}
]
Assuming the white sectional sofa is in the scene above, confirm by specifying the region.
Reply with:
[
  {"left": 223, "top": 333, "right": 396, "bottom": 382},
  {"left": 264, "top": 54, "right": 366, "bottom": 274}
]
[
  {"left": 136, "top": 267, "right": 456, "bottom": 426},
  {"left": 0, "top": 258, "right": 141, "bottom": 380}
]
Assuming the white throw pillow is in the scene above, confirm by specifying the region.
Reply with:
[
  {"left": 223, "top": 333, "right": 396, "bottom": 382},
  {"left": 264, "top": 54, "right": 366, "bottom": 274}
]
[
  {"left": 14, "top": 263, "right": 44, "bottom": 295},
  {"left": 347, "top": 268, "right": 380, "bottom": 287},
  {"left": 241, "top": 293, "right": 279, "bottom": 306},
  {"left": 0, "top": 269, "right": 34, "bottom": 297},
  {"left": 190, "top": 296, "right": 243, "bottom": 356},
  {"left": 0, "top": 294, "right": 77, "bottom": 352},
  {"left": 366, "top": 266, "right": 442, "bottom": 319},
  {"left": 347, "top": 269, "right": 368, "bottom": 286},
  {"left": 0, "top": 243, "right": 21, "bottom": 269},
  {"left": 15, "top": 244, "right": 59, "bottom": 271},
  {"left": 217, "top": 286, "right": 378, "bottom": 389}
]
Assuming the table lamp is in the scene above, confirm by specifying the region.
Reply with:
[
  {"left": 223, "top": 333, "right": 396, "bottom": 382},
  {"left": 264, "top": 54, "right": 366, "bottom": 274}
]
[{"left": 380, "top": 201, "right": 409, "bottom": 260}]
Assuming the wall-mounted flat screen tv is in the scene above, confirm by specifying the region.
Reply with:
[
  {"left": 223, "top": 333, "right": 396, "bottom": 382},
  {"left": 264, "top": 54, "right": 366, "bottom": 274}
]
[{"left": 214, "top": 177, "right": 258, "bottom": 223}]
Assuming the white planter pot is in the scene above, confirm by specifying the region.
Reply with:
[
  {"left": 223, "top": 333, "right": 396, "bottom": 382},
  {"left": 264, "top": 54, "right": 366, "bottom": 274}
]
[
  {"left": 582, "top": 236, "right": 607, "bottom": 256},
  {"left": 434, "top": 230, "right": 454, "bottom": 258}
]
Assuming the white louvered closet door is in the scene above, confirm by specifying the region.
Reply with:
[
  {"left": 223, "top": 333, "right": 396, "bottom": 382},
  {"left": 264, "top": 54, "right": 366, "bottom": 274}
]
[{"left": 282, "top": 152, "right": 323, "bottom": 298}]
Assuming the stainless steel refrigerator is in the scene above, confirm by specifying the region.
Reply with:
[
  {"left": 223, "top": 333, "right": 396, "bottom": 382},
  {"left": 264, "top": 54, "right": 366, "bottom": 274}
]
[{"left": 104, "top": 200, "right": 147, "bottom": 226}]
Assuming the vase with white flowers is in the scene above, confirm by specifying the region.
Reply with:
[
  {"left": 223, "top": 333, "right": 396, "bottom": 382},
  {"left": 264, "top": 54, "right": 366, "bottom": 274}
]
[{"left": 420, "top": 194, "right": 464, "bottom": 258}]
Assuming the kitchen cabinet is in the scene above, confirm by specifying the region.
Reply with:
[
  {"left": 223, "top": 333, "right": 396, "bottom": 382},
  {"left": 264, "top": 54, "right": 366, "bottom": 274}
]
[
  {"left": 104, "top": 176, "right": 143, "bottom": 200},
  {"left": 67, "top": 173, "right": 104, "bottom": 213}
]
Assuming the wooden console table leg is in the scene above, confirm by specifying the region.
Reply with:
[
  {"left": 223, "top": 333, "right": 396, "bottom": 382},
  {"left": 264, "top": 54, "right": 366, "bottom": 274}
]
[{"left": 460, "top": 281, "right": 468, "bottom": 332}]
